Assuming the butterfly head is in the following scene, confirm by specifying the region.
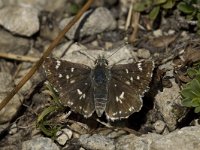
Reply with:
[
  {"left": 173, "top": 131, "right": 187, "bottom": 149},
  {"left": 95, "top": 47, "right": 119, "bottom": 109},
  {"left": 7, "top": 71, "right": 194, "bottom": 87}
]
[{"left": 95, "top": 56, "right": 109, "bottom": 67}]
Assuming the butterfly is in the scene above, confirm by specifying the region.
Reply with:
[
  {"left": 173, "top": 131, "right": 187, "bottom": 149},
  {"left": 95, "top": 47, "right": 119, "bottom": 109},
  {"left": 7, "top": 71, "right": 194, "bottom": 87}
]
[{"left": 43, "top": 55, "right": 154, "bottom": 121}]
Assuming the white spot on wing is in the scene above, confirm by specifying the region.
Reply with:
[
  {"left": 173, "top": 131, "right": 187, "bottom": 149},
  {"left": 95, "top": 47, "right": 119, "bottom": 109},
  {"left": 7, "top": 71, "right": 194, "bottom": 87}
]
[
  {"left": 130, "top": 77, "right": 133, "bottom": 81},
  {"left": 125, "top": 69, "right": 129, "bottom": 74},
  {"left": 71, "top": 68, "right": 74, "bottom": 72},
  {"left": 113, "top": 112, "right": 117, "bottom": 116},
  {"left": 67, "top": 101, "right": 74, "bottom": 106},
  {"left": 137, "top": 76, "right": 140, "bottom": 80},
  {"left": 129, "top": 106, "right": 134, "bottom": 112},
  {"left": 58, "top": 74, "right": 63, "bottom": 78},
  {"left": 70, "top": 80, "right": 75, "bottom": 84},
  {"left": 119, "top": 92, "right": 125, "bottom": 99},
  {"left": 66, "top": 75, "right": 69, "bottom": 79},
  {"left": 55, "top": 60, "right": 61, "bottom": 69},
  {"left": 137, "top": 62, "right": 142, "bottom": 71},
  {"left": 77, "top": 89, "right": 82, "bottom": 95},
  {"left": 79, "top": 93, "right": 86, "bottom": 100},
  {"left": 116, "top": 95, "right": 123, "bottom": 104},
  {"left": 125, "top": 81, "right": 131, "bottom": 85}
]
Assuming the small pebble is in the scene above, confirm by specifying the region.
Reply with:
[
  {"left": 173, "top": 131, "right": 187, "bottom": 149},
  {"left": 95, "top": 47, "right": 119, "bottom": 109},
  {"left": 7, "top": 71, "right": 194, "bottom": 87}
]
[
  {"left": 56, "top": 128, "right": 73, "bottom": 145},
  {"left": 153, "top": 120, "right": 166, "bottom": 134}
]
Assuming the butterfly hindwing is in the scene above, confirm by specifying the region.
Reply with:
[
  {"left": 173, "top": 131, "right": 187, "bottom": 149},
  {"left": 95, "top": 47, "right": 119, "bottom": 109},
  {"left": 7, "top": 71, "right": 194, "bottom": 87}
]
[{"left": 105, "top": 61, "right": 154, "bottom": 120}]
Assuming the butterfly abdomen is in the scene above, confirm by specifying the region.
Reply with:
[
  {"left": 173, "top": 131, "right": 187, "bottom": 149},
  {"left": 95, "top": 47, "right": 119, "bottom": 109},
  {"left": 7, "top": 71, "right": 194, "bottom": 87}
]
[{"left": 92, "top": 64, "right": 110, "bottom": 117}]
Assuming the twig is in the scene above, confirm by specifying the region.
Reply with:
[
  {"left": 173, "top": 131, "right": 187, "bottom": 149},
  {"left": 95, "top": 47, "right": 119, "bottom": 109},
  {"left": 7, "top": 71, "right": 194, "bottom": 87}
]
[
  {"left": 128, "top": 12, "right": 140, "bottom": 43},
  {"left": 125, "top": 3, "right": 133, "bottom": 30},
  {"left": 0, "top": 52, "right": 38, "bottom": 62},
  {"left": 0, "top": 0, "right": 94, "bottom": 111},
  {"left": 128, "top": 0, "right": 140, "bottom": 43}
]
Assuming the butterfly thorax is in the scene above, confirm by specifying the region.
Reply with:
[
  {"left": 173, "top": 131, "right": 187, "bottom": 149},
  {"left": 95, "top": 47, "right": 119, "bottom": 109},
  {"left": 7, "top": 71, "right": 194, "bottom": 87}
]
[{"left": 92, "top": 57, "right": 110, "bottom": 117}]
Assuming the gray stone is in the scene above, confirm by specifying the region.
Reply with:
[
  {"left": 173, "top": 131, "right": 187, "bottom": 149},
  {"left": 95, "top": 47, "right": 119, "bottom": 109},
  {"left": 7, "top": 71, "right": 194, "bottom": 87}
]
[
  {"left": 22, "top": 137, "right": 59, "bottom": 150},
  {"left": 59, "top": 7, "right": 117, "bottom": 40},
  {"left": 0, "top": 72, "right": 13, "bottom": 92},
  {"left": 53, "top": 42, "right": 136, "bottom": 67},
  {"left": 70, "top": 122, "right": 90, "bottom": 138},
  {"left": 155, "top": 79, "right": 187, "bottom": 130},
  {"left": 153, "top": 29, "right": 163, "bottom": 37},
  {"left": 153, "top": 120, "right": 166, "bottom": 134},
  {"left": 16, "top": 0, "right": 66, "bottom": 12},
  {"left": 56, "top": 128, "right": 73, "bottom": 146},
  {"left": 116, "top": 133, "right": 161, "bottom": 150},
  {"left": 0, "top": 30, "right": 30, "bottom": 55},
  {"left": 0, "top": 93, "right": 22, "bottom": 123},
  {"left": 0, "top": 5, "right": 39, "bottom": 36},
  {"left": 150, "top": 126, "right": 200, "bottom": 150},
  {"left": 79, "top": 134, "right": 115, "bottom": 150},
  {"left": 0, "top": 72, "right": 23, "bottom": 123},
  {"left": 137, "top": 49, "right": 151, "bottom": 59}
]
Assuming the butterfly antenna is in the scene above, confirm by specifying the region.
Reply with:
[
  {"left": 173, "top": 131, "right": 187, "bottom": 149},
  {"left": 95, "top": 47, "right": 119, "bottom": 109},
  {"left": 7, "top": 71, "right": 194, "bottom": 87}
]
[
  {"left": 106, "top": 42, "right": 129, "bottom": 59},
  {"left": 77, "top": 51, "right": 96, "bottom": 63}
]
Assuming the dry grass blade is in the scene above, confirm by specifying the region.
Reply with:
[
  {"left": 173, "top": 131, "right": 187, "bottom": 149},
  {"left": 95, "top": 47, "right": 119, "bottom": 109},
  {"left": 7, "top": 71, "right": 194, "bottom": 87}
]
[
  {"left": 0, "top": 0, "right": 94, "bottom": 111},
  {"left": 0, "top": 52, "right": 38, "bottom": 62}
]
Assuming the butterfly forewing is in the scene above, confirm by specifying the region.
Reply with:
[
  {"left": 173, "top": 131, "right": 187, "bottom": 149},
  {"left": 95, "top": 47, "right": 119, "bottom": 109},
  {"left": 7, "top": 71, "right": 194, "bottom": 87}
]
[
  {"left": 43, "top": 57, "right": 95, "bottom": 117},
  {"left": 105, "top": 61, "right": 154, "bottom": 120}
]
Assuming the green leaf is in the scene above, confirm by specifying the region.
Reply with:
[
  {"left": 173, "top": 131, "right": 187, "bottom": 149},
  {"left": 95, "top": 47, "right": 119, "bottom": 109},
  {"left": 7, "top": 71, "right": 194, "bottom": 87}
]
[
  {"left": 194, "top": 106, "right": 200, "bottom": 113},
  {"left": 69, "top": 3, "right": 80, "bottom": 15},
  {"left": 177, "top": 2, "right": 195, "bottom": 14},
  {"left": 187, "top": 68, "right": 199, "bottom": 78},
  {"left": 38, "top": 121, "right": 61, "bottom": 137},
  {"left": 197, "top": 19, "right": 200, "bottom": 28},
  {"left": 133, "top": 3, "right": 147, "bottom": 12},
  {"left": 162, "top": 0, "right": 175, "bottom": 9},
  {"left": 181, "top": 88, "right": 197, "bottom": 99},
  {"left": 182, "top": 98, "right": 193, "bottom": 107},
  {"left": 37, "top": 106, "right": 60, "bottom": 123},
  {"left": 154, "top": 0, "right": 167, "bottom": 5},
  {"left": 149, "top": 6, "right": 160, "bottom": 20},
  {"left": 192, "top": 97, "right": 200, "bottom": 106},
  {"left": 197, "top": 13, "right": 200, "bottom": 20},
  {"left": 190, "top": 79, "right": 200, "bottom": 96},
  {"left": 197, "top": 29, "right": 200, "bottom": 35}
]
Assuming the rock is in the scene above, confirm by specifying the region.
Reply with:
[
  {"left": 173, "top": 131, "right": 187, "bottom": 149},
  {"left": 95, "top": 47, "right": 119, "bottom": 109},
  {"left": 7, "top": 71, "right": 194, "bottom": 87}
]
[
  {"left": 0, "top": 93, "right": 22, "bottom": 123},
  {"left": 116, "top": 126, "right": 200, "bottom": 150},
  {"left": 0, "top": 0, "right": 3, "bottom": 8},
  {"left": 9, "top": 123, "right": 18, "bottom": 135},
  {"left": 0, "top": 72, "right": 23, "bottom": 123},
  {"left": 70, "top": 122, "right": 90, "bottom": 138},
  {"left": 137, "top": 48, "right": 151, "bottom": 59},
  {"left": 59, "top": 7, "right": 117, "bottom": 40},
  {"left": 52, "top": 42, "right": 136, "bottom": 67},
  {"left": 154, "top": 79, "right": 187, "bottom": 131},
  {"left": 0, "top": 30, "right": 30, "bottom": 55},
  {"left": 56, "top": 128, "right": 73, "bottom": 146},
  {"left": 150, "top": 126, "right": 200, "bottom": 150},
  {"left": 153, "top": 120, "right": 166, "bottom": 134},
  {"left": 116, "top": 133, "right": 162, "bottom": 150},
  {"left": 79, "top": 134, "right": 115, "bottom": 150},
  {"left": 15, "top": 77, "right": 32, "bottom": 96},
  {"left": 153, "top": 29, "right": 163, "bottom": 37},
  {"left": 22, "top": 137, "right": 59, "bottom": 150},
  {"left": 0, "top": 72, "right": 13, "bottom": 92},
  {"left": 16, "top": 0, "right": 66, "bottom": 12},
  {"left": 0, "top": 5, "right": 39, "bottom": 36}
]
